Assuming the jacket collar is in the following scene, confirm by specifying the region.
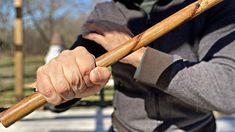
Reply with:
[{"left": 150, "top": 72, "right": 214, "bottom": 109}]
[
  {"left": 115, "top": 0, "right": 156, "bottom": 5},
  {"left": 115, "top": 0, "right": 174, "bottom": 6},
  {"left": 114, "top": 0, "right": 173, "bottom": 13}
]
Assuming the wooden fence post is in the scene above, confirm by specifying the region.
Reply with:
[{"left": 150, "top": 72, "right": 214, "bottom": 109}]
[{"left": 14, "top": 0, "right": 24, "bottom": 101}]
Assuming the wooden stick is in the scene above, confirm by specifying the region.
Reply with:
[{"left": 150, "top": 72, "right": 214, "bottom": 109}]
[
  {"left": 14, "top": 0, "right": 24, "bottom": 101},
  {"left": 0, "top": 0, "right": 223, "bottom": 128}
]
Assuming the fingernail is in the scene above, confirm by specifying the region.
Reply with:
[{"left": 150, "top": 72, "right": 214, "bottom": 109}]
[{"left": 93, "top": 70, "right": 101, "bottom": 82}]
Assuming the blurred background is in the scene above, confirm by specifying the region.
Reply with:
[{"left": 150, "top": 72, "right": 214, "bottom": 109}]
[
  {"left": 0, "top": 0, "right": 111, "bottom": 105},
  {"left": 0, "top": 0, "right": 234, "bottom": 132},
  {"left": 0, "top": 0, "right": 114, "bottom": 132}
]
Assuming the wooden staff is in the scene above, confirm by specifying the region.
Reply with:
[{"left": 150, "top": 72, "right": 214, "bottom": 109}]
[
  {"left": 0, "top": 0, "right": 223, "bottom": 128},
  {"left": 14, "top": 0, "right": 24, "bottom": 101}
]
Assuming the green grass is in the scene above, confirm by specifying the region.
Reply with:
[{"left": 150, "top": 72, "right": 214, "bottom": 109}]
[
  {"left": 0, "top": 55, "right": 43, "bottom": 91},
  {"left": 0, "top": 55, "right": 43, "bottom": 107},
  {"left": 0, "top": 55, "right": 113, "bottom": 107}
]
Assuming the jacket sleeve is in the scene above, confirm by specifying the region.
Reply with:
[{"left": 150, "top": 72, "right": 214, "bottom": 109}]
[
  {"left": 134, "top": 0, "right": 235, "bottom": 114},
  {"left": 70, "top": 4, "right": 106, "bottom": 57}
]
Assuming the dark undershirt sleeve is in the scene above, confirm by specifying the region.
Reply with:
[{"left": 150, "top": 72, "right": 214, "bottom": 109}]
[{"left": 70, "top": 35, "right": 106, "bottom": 58}]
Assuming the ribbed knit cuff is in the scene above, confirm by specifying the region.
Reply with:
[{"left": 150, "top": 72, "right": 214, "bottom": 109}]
[{"left": 134, "top": 47, "right": 174, "bottom": 88}]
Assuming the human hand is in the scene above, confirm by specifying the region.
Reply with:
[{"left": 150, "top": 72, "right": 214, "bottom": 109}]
[
  {"left": 82, "top": 20, "right": 133, "bottom": 51},
  {"left": 36, "top": 47, "right": 111, "bottom": 105},
  {"left": 82, "top": 20, "right": 145, "bottom": 67}
]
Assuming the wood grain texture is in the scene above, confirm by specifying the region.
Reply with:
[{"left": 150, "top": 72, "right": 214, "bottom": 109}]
[
  {"left": 0, "top": 0, "right": 223, "bottom": 128},
  {"left": 14, "top": 0, "right": 24, "bottom": 101}
]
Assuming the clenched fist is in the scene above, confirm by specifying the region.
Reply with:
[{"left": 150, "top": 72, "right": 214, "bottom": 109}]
[{"left": 36, "top": 47, "right": 111, "bottom": 105}]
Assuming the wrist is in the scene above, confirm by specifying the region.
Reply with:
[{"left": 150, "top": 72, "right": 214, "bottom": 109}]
[
  {"left": 120, "top": 48, "right": 146, "bottom": 67},
  {"left": 128, "top": 48, "right": 146, "bottom": 67},
  {"left": 131, "top": 53, "right": 143, "bottom": 67}
]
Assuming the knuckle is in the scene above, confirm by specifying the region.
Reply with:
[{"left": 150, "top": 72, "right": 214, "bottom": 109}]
[
  {"left": 80, "top": 64, "right": 93, "bottom": 76},
  {"left": 106, "top": 33, "right": 114, "bottom": 38},
  {"left": 46, "top": 59, "right": 59, "bottom": 71},
  {"left": 38, "top": 87, "right": 53, "bottom": 98},
  {"left": 37, "top": 66, "right": 45, "bottom": 75},
  {"left": 36, "top": 67, "right": 42, "bottom": 75},
  {"left": 70, "top": 77, "right": 79, "bottom": 86},
  {"left": 50, "top": 57, "right": 58, "bottom": 64},
  {"left": 60, "top": 50, "right": 71, "bottom": 56},
  {"left": 90, "top": 35, "right": 97, "bottom": 40},
  {"left": 44, "top": 89, "right": 53, "bottom": 98},
  {"left": 56, "top": 85, "right": 69, "bottom": 95},
  {"left": 75, "top": 46, "right": 88, "bottom": 53}
]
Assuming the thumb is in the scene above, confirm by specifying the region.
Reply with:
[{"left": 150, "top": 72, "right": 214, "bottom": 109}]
[{"left": 90, "top": 67, "right": 111, "bottom": 85}]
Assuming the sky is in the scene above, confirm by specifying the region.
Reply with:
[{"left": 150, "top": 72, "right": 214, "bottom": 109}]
[{"left": 0, "top": 0, "right": 111, "bottom": 28}]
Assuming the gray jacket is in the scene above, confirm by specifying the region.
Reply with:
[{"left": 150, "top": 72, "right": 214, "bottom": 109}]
[{"left": 72, "top": 0, "right": 235, "bottom": 131}]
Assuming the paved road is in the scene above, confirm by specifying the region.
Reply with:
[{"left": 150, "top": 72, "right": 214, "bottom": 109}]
[
  {"left": 217, "top": 116, "right": 235, "bottom": 132},
  {"left": 0, "top": 107, "right": 113, "bottom": 132},
  {"left": 1, "top": 107, "right": 235, "bottom": 132}
]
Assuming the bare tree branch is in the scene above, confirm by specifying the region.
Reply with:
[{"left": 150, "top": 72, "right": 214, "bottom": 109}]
[{"left": 25, "top": 0, "right": 50, "bottom": 43}]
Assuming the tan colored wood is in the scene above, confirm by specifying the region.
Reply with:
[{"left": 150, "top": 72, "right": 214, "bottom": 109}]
[
  {"left": 0, "top": 93, "right": 46, "bottom": 127},
  {"left": 14, "top": 0, "right": 24, "bottom": 101},
  {"left": 0, "top": 0, "right": 223, "bottom": 128},
  {"left": 14, "top": 0, "right": 22, "bottom": 7}
]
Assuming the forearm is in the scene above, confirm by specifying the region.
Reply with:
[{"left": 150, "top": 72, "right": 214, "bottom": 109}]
[
  {"left": 166, "top": 60, "right": 235, "bottom": 114},
  {"left": 134, "top": 0, "right": 235, "bottom": 113},
  {"left": 120, "top": 47, "right": 146, "bottom": 67},
  {"left": 135, "top": 47, "right": 235, "bottom": 114}
]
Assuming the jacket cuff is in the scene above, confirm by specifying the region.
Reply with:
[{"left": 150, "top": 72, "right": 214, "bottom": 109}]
[{"left": 134, "top": 47, "right": 174, "bottom": 89}]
